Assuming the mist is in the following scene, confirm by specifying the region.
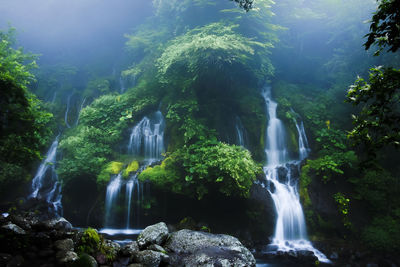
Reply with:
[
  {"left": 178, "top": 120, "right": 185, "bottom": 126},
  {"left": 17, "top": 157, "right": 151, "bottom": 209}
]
[{"left": 0, "top": 0, "right": 152, "bottom": 64}]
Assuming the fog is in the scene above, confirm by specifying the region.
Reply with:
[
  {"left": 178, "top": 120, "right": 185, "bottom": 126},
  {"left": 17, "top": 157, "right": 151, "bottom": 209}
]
[{"left": 0, "top": 0, "right": 152, "bottom": 64}]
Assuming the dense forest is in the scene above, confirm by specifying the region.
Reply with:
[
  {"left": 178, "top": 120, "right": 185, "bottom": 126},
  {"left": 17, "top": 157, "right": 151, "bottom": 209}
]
[{"left": 1, "top": 0, "right": 399, "bottom": 266}]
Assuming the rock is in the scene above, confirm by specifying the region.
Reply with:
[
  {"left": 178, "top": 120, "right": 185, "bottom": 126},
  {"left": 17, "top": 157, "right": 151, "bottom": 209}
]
[
  {"left": 121, "top": 241, "right": 139, "bottom": 256},
  {"left": 56, "top": 250, "right": 78, "bottom": 264},
  {"left": 54, "top": 217, "right": 73, "bottom": 231},
  {"left": 127, "top": 264, "right": 145, "bottom": 267},
  {"left": 164, "top": 229, "right": 256, "bottom": 267},
  {"left": 133, "top": 250, "right": 167, "bottom": 267},
  {"left": 329, "top": 251, "right": 339, "bottom": 260},
  {"left": 77, "top": 253, "right": 98, "bottom": 267},
  {"left": 147, "top": 244, "right": 166, "bottom": 254},
  {"left": 96, "top": 253, "right": 107, "bottom": 265},
  {"left": 6, "top": 255, "right": 24, "bottom": 267},
  {"left": 0, "top": 253, "right": 12, "bottom": 265},
  {"left": 1, "top": 222, "right": 26, "bottom": 235},
  {"left": 137, "top": 222, "right": 169, "bottom": 249},
  {"left": 366, "top": 264, "right": 379, "bottom": 267},
  {"left": 9, "top": 214, "right": 32, "bottom": 230},
  {"left": 54, "top": 238, "right": 74, "bottom": 251},
  {"left": 112, "top": 257, "right": 130, "bottom": 267},
  {"left": 35, "top": 232, "right": 52, "bottom": 248},
  {"left": 38, "top": 249, "right": 55, "bottom": 258}
]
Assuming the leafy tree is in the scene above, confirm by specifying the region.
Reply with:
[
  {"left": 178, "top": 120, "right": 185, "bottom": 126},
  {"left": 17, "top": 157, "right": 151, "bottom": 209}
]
[
  {"left": 0, "top": 27, "right": 53, "bottom": 194},
  {"left": 364, "top": 0, "right": 400, "bottom": 55},
  {"left": 347, "top": 67, "right": 400, "bottom": 157},
  {"left": 139, "top": 138, "right": 262, "bottom": 199}
]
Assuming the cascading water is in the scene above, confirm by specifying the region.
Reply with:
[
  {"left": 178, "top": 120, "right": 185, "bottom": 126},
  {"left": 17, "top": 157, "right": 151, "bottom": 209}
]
[
  {"left": 261, "top": 85, "right": 329, "bottom": 263},
  {"left": 235, "top": 116, "right": 247, "bottom": 147},
  {"left": 102, "top": 111, "right": 165, "bottom": 235},
  {"left": 29, "top": 137, "right": 62, "bottom": 215},
  {"left": 75, "top": 97, "right": 86, "bottom": 126},
  {"left": 119, "top": 75, "right": 126, "bottom": 94},
  {"left": 127, "top": 111, "right": 165, "bottom": 160},
  {"left": 64, "top": 94, "right": 72, "bottom": 128}
]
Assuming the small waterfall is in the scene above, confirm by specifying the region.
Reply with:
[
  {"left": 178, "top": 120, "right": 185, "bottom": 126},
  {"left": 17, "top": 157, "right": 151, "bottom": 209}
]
[
  {"left": 64, "top": 94, "right": 72, "bottom": 128},
  {"left": 104, "top": 173, "right": 123, "bottom": 227},
  {"left": 102, "top": 111, "right": 165, "bottom": 233},
  {"left": 29, "top": 137, "right": 62, "bottom": 215},
  {"left": 128, "top": 111, "right": 165, "bottom": 160},
  {"left": 235, "top": 116, "right": 247, "bottom": 147},
  {"left": 75, "top": 97, "right": 86, "bottom": 126},
  {"left": 119, "top": 75, "right": 126, "bottom": 94},
  {"left": 261, "top": 85, "right": 329, "bottom": 263}
]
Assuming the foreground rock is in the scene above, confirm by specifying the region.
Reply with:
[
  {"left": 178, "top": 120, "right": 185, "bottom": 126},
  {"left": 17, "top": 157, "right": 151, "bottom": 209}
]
[
  {"left": 164, "top": 229, "right": 256, "bottom": 267},
  {"left": 0, "top": 208, "right": 256, "bottom": 267}
]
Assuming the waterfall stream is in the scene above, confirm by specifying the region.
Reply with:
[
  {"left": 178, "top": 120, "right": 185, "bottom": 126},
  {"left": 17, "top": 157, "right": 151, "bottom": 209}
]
[
  {"left": 102, "top": 111, "right": 165, "bottom": 234},
  {"left": 64, "top": 94, "right": 72, "bottom": 128},
  {"left": 235, "top": 116, "right": 247, "bottom": 148},
  {"left": 262, "top": 85, "right": 329, "bottom": 263},
  {"left": 29, "top": 136, "right": 62, "bottom": 216}
]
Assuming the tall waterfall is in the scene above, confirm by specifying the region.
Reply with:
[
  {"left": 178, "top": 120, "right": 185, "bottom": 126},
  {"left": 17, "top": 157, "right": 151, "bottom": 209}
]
[
  {"left": 29, "top": 137, "right": 62, "bottom": 215},
  {"left": 119, "top": 75, "right": 126, "bottom": 94},
  {"left": 262, "top": 85, "right": 329, "bottom": 263},
  {"left": 75, "top": 97, "right": 86, "bottom": 126},
  {"left": 102, "top": 111, "right": 165, "bottom": 233}
]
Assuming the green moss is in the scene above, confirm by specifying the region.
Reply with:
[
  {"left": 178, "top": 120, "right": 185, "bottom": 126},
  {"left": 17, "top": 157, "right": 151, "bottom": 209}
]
[
  {"left": 97, "top": 161, "right": 123, "bottom": 185},
  {"left": 78, "top": 228, "right": 101, "bottom": 255},
  {"left": 123, "top": 160, "right": 139, "bottom": 178}
]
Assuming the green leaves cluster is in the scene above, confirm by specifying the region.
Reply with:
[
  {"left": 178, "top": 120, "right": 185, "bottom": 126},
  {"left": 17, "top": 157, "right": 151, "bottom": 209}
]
[
  {"left": 0, "top": 27, "right": 54, "bottom": 193},
  {"left": 347, "top": 67, "right": 400, "bottom": 159},
  {"left": 139, "top": 139, "right": 262, "bottom": 199}
]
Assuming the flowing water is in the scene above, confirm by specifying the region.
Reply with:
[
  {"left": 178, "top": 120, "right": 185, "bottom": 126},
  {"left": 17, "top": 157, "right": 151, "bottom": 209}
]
[
  {"left": 235, "top": 116, "right": 247, "bottom": 147},
  {"left": 261, "top": 85, "right": 329, "bottom": 263},
  {"left": 29, "top": 136, "right": 62, "bottom": 215},
  {"left": 75, "top": 97, "right": 86, "bottom": 126},
  {"left": 102, "top": 111, "right": 165, "bottom": 233},
  {"left": 64, "top": 94, "right": 72, "bottom": 128}
]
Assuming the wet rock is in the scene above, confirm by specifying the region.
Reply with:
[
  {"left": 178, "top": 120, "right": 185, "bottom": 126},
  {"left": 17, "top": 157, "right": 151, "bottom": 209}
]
[
  {"left": 56, "top": 250, "right": 78, "bottom": 264},
  {"left": 1, "top": 222, "right": 26, "bottom": 235},
  {"left": 112, "top": 257, "right": 130, "bottom": 267},
  {"left": 137, "top": 222, "right": 169, "bottom": 249},
  {"left": 77, "top": 253, "right": 98, "bottom": 267},
  {"left": 147, "top": 244, "right": 166, "bottom": 253},
  {"left": 329, "top": 251, "right": 339, "bottom": 260},
  {"left": 133, "top": 250, "right": 167, "bottom": 267},
  {"left": 0, "top": 253, "right": 12, "bottom": 265},
  {"left": 38, "top": 249, "right": 55, "bottom": 258},
  {"left": 35, "top": 232, "right": 52, "bottom": 248},
  {"left": 54, "top": 217, "right": 73, "bottom": 231},
  {"left": 366, "top": 264, "right": 378, "bottom": 267},
  {"left": 127, "top": 264, "right": 145, "bottom": 267},
  {"left": 164, "top": 229, "right": 256, "bottom": 267},
  {"left": 95, "top": 253, "right": 107, "bottom": 265},
  {"left": 6, "top": 255, "right": 24, "bottom": 267},
  {"left": 9, "top": 214, "right": 32, "bottom": 230},
  {"left": 121, "top": 241, "right": 139, "bottom": 256},
  {"left": 54, "top": 238, "right": 74, "bottom": 251}
]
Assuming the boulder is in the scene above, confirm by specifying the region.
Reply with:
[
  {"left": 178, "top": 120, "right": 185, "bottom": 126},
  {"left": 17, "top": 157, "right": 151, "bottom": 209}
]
[
  {"left": 164, "top": 229, "right": 256, "bottom": 267},
  {"left": 121, "top": 241, "right": 139, "bottom": 256},
  {"left": 133, "top": 250, "right": 168, "bottom": 267},
  {"left": 56, "top": 250, "right": 78, "bottom": 264},
  {"left": 147, "top": 244, "right": 166, "bottom": 254},
  {"left": 1, "top": 222, "right": 26, "bottom": 235},
  {"left": 137, "top": 222, "right": 169, "bottom": 249},
  {"left": 54, "top": 238, "right": 74, "bottom": 251}
]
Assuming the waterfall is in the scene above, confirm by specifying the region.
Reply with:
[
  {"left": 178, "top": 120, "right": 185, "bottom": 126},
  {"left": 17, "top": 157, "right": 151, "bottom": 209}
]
[
  {"left": 29, "top": 137, "right": 63, "bottom": 216},
  {"left": 235, "top": 116, "right": 247, "bottom": 147},
  {"left": 262, "top": 85, "right": 329, "bottom": 263},
  {"left": 75, "top": 97, "right": 86, "bottom": 126},
  {"left": 127, "top": 111, "right": 165, "bottom": 160},
  {"left": 64, "top": 94, "right": 72, "bottom": 128},
  {"left": 119, "top": 75, "right": 126, "bottom": 94},
  {"left": 102, "top": 111, "right": 165, "bottom": 233}
]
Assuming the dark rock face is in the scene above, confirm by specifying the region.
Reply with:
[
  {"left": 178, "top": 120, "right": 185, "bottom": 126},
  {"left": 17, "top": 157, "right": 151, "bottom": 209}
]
[{"left": 164, "top": 229, "right": 256, "bottom": 267}]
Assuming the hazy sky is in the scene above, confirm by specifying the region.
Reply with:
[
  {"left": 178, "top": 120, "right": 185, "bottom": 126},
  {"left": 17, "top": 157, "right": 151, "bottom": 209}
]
[{"left": 0, "top": 0, "right": 153, "bottom": 63}]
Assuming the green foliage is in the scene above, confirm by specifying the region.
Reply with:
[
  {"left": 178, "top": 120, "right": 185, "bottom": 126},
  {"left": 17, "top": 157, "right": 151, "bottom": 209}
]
[
  {"left": 139, "top": 139, "right": 261, "bottom": 199},
  {"left": 78, "top": 228, "right": 100, "bottom": 254},
  {"left": 333, "top": 192, "right": 352, "bottom": 229},
  {"left": 0, "top": 27, "right": 54, "bottom": 194},
  {"left": 123, "top": 160, "right": 139, "bottom": 178},
  {"left": 362, "top": 216, "right": 400, "bottom": 252},
  {"left": 364, "top": 0, "right": 400, "bottom": 55},
  {"left": 97, "top": 161, "right": 124, "bottom": 185},
  {"left": 347, "top": 67, "right": 400, "bottom": 160}
]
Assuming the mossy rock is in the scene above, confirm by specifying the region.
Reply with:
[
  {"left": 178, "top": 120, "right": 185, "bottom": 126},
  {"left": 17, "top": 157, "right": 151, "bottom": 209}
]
[
  {"left": 97, "top": 161, "right": 123, "bottom": 184},
  {"left": 123, "top": 160, "right": 139, "bottom": 178}
]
